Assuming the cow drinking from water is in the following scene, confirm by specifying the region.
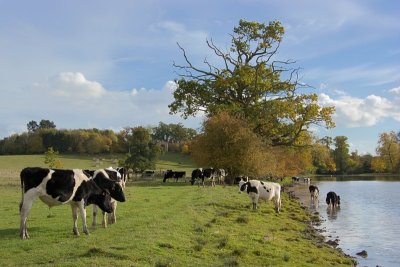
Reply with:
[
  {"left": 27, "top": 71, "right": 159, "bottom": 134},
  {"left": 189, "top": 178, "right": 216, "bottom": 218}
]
[
  {"left": 238, "top": 177, "right": 281, "bottom": 213},
  {"left": 19, "top": 167, "right": 120, "bottom": 239},
  {"left": 326, "top": 191, "right": 340, "bottom": 208}
]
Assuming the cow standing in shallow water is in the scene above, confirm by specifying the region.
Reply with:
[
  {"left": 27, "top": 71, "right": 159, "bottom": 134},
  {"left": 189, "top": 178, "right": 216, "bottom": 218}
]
[
  {"left": 309, "top": 185, "right": 319, "bottom": 206},
  {"left": 238, "top": 178, "right": 281, "bottom": 213},
  {"left": 19, "top": 167, "right": 122, "bottom": 239},
  {"left": 326, "top": 191, "right": 340, "bottom": 208}
]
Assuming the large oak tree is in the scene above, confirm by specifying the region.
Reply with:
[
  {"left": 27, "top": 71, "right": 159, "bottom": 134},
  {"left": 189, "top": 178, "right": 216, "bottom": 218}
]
[{"left": 169, "top": 19, "right": 335, "bottom": 146}]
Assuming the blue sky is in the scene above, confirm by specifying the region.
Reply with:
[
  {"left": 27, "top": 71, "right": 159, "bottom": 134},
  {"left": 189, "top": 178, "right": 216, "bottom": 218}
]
[{"left": 0, "top": 0, "right": 399, "bottom": 155}]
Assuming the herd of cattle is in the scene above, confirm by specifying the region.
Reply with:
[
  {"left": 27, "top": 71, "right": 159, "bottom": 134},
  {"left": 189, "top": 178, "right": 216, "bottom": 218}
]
[
  {"left": 18, "top": 166, "right": 340, "bottom": 240},
  {"left": 162, "top": 167, "right": 227, "bottom": 186}
]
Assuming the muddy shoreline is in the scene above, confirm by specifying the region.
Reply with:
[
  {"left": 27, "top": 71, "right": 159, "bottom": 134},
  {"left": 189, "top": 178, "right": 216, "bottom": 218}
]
[{"left": 285, "top": 183, "right": 357, "bottom": 266}]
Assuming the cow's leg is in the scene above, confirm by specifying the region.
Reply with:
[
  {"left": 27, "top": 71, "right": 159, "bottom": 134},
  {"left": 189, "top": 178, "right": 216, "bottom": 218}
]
[
  {"left": 19, "top": 190, "right": 38, "bottom": 239},
  {"left": 274, "top": 196, "right": 281, "bottom": 213},
  {"left": 252, "top": 195, "right": 259, "bottom": 210},
  {"left": 71, "top": 205, "right": 80, "bottom": 236},
  {"left": 78, "top": 201, "right": 89, "bottom": 235},
  {"left": 92, "top": 205, "right": 98, "bottom": 228},
  {"left": 102, "top": 211, "right": 107, "bottom": 228},
  {"left": 109, "top": 202, "right": 117, "bottom": 224}
]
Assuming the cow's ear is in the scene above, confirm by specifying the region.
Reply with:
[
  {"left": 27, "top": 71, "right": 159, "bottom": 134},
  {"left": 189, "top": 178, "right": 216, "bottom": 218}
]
[{"left": 245, "top": 176, "right": 249, "bottom": 182}]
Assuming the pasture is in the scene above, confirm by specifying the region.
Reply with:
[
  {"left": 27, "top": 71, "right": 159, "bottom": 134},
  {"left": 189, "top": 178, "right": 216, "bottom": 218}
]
[{"left": 0, "top": 154, "right": 353, "bottom": 266}]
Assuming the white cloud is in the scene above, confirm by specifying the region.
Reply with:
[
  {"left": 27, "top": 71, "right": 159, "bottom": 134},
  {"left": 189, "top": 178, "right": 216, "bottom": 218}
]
[
  {"left": 46, "top": 72, "right": 106, "bottom": 99},
  {"left": 0, "top": 73, "right": 201, "bottom": 138},
  {"left": 319, "top": 93, "right": 400, "bottom": 127},
  {"left": 389, "top": 86, "right": 400, "bottom": 94}
]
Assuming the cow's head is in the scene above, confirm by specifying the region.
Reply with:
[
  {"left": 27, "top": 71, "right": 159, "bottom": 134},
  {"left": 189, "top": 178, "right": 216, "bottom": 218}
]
[
  {"left": 87, "top": 190, "right": 114, "bottom": 213},
  {"left": 337, "top": 195, "right": 341, "bottom": 205},
  {"left": 109, "top": 182, "right": 125, "bottom": 202},
  {"left": 238, "top": 177, "right": 249, "bottom": 193},
  {"left": 93, "top": 169, "right": 126, "bottom": 202}
]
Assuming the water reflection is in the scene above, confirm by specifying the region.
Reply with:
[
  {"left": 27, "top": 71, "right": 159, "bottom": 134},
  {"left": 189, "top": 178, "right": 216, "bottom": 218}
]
[
  {"left": 309, "top": 198, "right": 319, "bottom": 210},
  {"left": 326, "top": 206, "right": 340, "bottom": 221},
  {"left": 314, "top": 175, "right": 400, "bottom": 182},
  {"left": 316, "top": 179, "right": 400, "bottom": 267}
]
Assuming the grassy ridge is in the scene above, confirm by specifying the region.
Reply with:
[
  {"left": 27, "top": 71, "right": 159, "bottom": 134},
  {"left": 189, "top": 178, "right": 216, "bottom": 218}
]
[{"left": 0, "top": 154, "right": 353, "bottom": 266}]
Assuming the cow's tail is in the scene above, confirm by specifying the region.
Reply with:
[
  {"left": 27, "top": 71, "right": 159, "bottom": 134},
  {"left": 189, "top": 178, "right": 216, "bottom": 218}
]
[{"left": 19, "top": 170, "right": 25, "bottom": 212}]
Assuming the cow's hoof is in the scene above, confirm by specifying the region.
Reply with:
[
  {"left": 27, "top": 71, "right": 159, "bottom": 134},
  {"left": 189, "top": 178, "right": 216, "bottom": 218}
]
[
  {"left": 73, "top": 228, "right": 80, "bottom": 236},
  {"left": 84, "top": 230, "right": 90, "bottom": 235}
]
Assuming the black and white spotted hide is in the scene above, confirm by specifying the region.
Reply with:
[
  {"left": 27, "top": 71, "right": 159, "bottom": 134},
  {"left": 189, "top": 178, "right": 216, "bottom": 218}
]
[{"left": 238, "top": 178, "right": 281, "bottom": 213}]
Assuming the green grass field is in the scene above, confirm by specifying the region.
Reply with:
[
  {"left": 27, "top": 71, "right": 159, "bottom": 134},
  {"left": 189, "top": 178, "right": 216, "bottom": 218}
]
[{"left": 0, "top": 153, "right": 354, "bottom": 266}]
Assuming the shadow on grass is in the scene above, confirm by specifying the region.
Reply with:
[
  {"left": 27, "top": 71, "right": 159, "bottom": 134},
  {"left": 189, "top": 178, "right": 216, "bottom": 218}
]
[
  {"left": 0, "top": 228, "right": 21, "bottom": 239},
  {"left": 80, "top": 247, "right": 130, "bottom": 260}
]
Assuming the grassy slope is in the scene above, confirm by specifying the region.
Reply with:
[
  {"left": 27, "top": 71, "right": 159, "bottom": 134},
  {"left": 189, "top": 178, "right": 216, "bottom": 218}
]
[{"left": 0, "top": 153, "right": 353, "bottom": 266}]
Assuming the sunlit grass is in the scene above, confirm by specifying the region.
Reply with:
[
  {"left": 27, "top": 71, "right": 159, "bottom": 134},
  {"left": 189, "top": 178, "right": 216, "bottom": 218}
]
[{"left": 0, "top": 153, "right": 354, "bottom": 266}]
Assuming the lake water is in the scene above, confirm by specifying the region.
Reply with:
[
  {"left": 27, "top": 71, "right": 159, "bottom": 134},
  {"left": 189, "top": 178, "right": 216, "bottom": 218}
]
[{"left": 313, "top": 177, "right": 400, "bottom": 267}]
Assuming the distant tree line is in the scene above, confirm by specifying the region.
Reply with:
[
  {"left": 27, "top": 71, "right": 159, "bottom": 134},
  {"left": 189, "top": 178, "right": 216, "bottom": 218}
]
[{"left": 0, "top": 120, "right": 197, "bottom": 156}]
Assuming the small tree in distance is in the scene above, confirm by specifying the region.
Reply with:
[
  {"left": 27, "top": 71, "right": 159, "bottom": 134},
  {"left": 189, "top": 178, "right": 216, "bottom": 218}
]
[
  {"left": 122, "top": 127, "right": 161, "bottom": 173},
  {"left": 44, "top": 147, "right": 63, "bottom": 168}
]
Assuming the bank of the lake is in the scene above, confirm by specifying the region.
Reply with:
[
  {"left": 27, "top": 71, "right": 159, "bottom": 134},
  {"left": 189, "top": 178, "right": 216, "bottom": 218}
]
[{"left": 285, "top": 183, "right": 357, "bottom": 263}]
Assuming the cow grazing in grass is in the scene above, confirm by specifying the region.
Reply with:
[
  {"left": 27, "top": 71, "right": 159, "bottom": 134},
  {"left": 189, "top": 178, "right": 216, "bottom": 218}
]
[
  {"left": 190, "top": 168, "right": 203, "bottom": 186},
  {"left": 309, "top": 185, "right": 319, "bottom": 204},
  {"left": 19, "top": 167, "right": 115, "bottom": 239},
  {"left": 238, "top": 177, "right": 281, "bottom": 213},
  {"left": 91, "top": 168, "right": 126, "bottom": 228},
  {"left": 326, "top": 191, "right": 340, "bottom": 208},
  {"left": 163, "top": 170, "right": 174, "bottom": 182},
  {"left": 173, "top": 171, "right": 186, "bottom": 182},
  {"left": 163, "top": 170, "right": 186, "bottom": 182}
]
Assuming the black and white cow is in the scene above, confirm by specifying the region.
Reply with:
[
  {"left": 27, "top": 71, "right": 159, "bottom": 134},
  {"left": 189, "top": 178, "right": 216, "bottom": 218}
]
[
  {"left": 163, "top": 170, "right": 186, "bottom": 182},
  {"left": 116, "top": 167, "right": 128, "bottom": 184},
  {"left": 292, "top": 176, "right": 300, "bottom": 182},
  {"left": 19, "top": 167, "right": 118, "bottom": 239},
  {"left": 173, "top": 171, "right": 186, "bottom": 182},
  {"left": 326, "top": 191, "right": 340, "bottom": 208},
  {"left": 163, "top": 170, "right": 174, "bottom": 182},
  {"left": 202, "top": 168, "right": 218, "bottom": 187},
  {"left": 309, "top": 185, "right": 319, "bottom": 204},
  {"left": 216, "top": 169, "right": 227, "bottom": 185},
  {"left": 190, "top": 168, "right": 203, "bottom": 186},
  {"left": 238, "top": 177, "right": 281, "bottom": 213},
  {"left": 91, "top": 167, "right": 126, "bottom": 228}
]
